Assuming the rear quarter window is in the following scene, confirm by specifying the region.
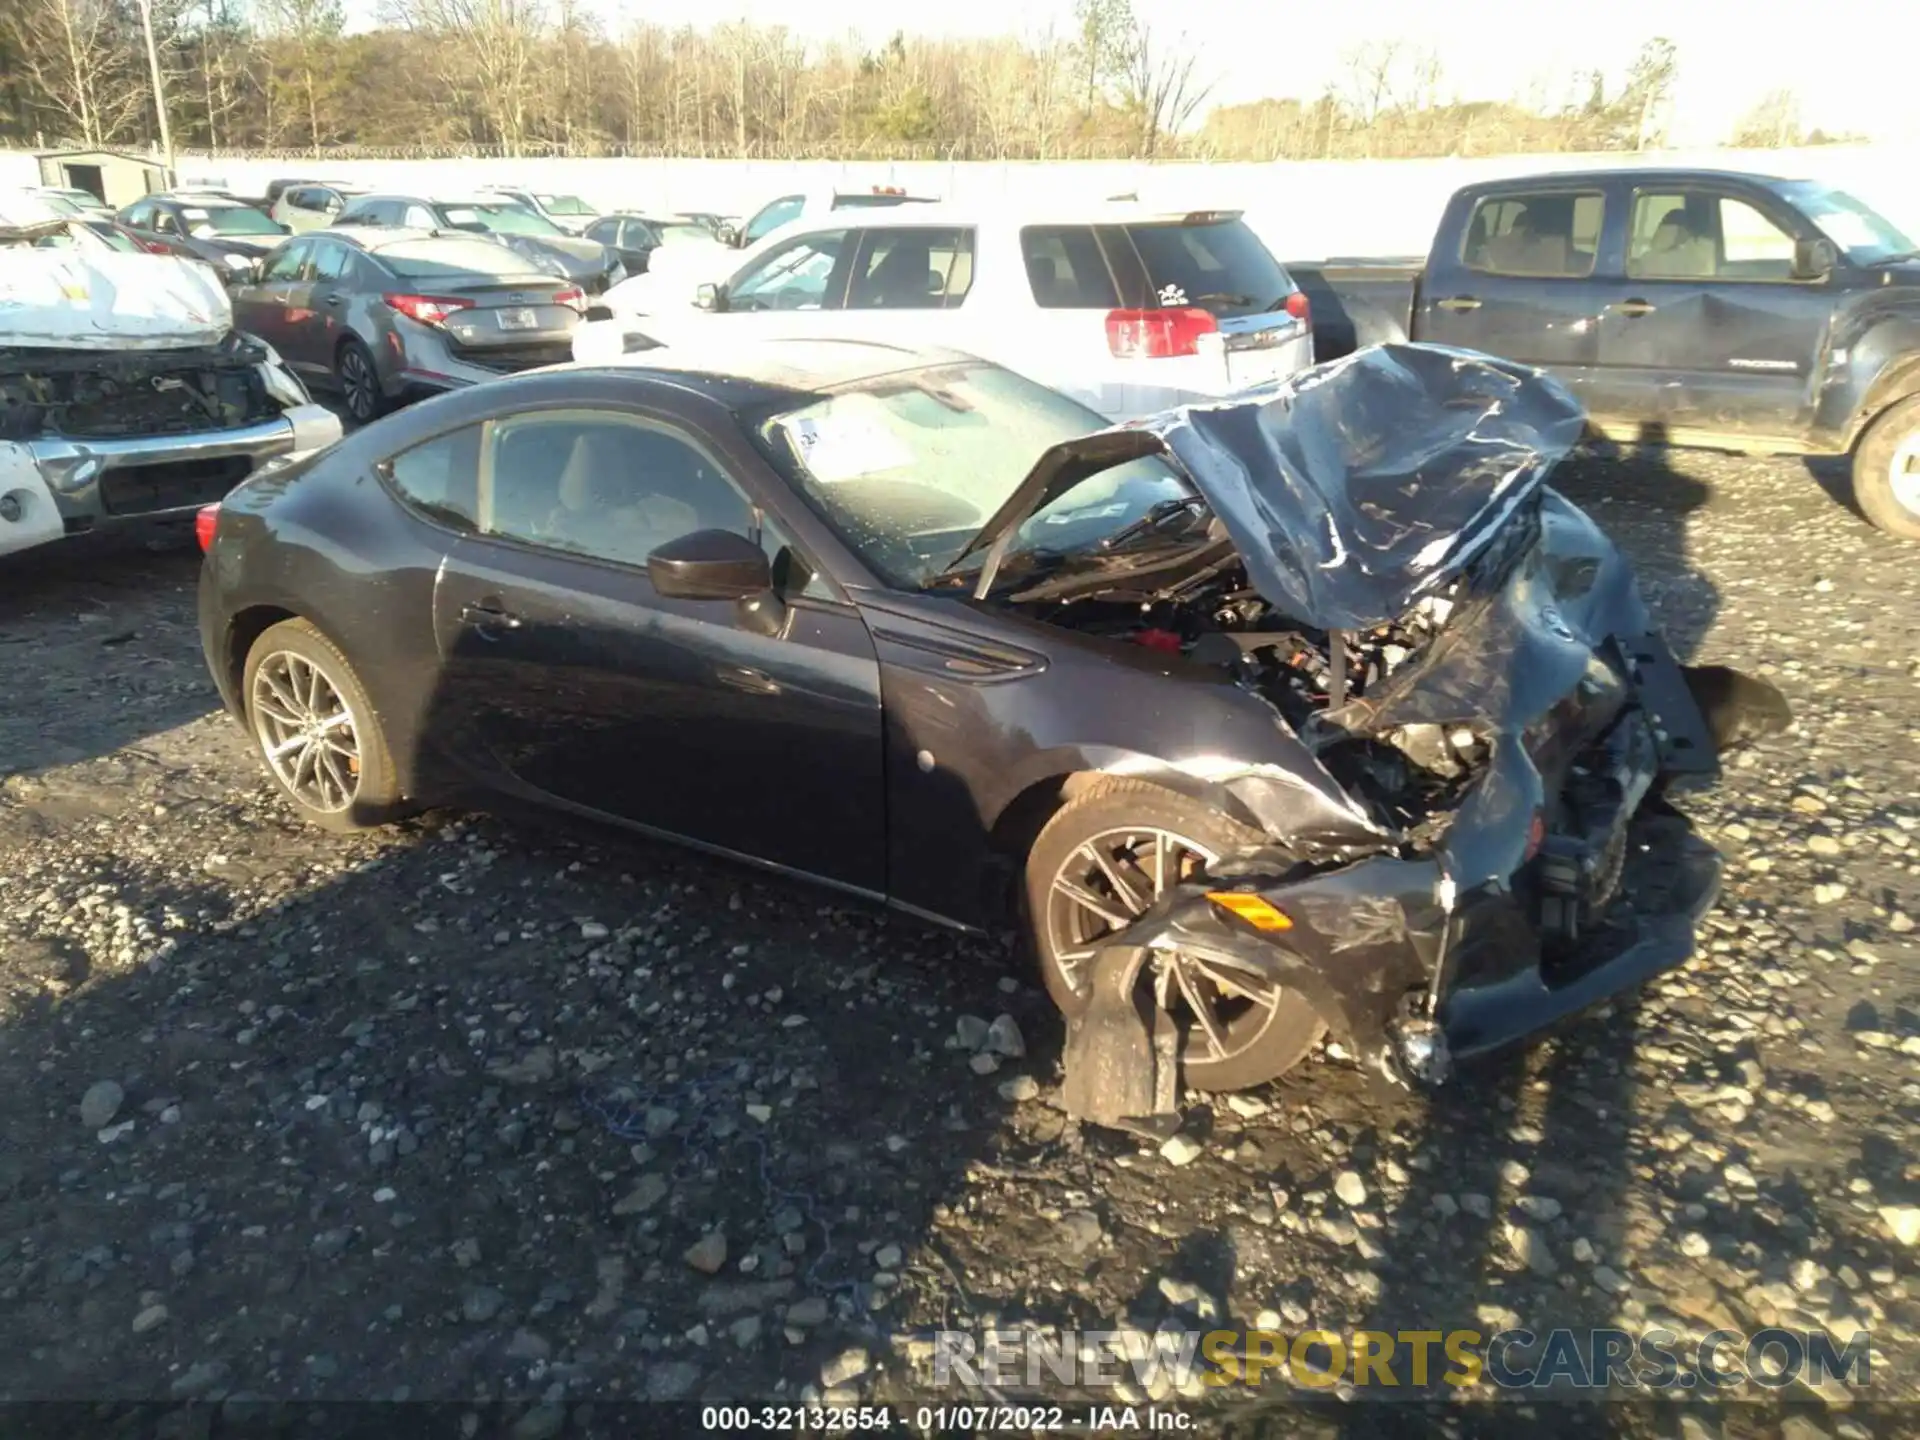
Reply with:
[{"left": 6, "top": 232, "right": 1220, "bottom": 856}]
[
  {"left": 1019, "top": 226, "right": 1120, "bottom": 309},
  {"left": 383, "top": 426, "right": 482, "bottom": 533}
]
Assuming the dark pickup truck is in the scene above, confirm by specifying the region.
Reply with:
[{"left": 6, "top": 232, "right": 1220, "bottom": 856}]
[{"left": 1289, "top": 168, "right": 1920, "bottom": 539}]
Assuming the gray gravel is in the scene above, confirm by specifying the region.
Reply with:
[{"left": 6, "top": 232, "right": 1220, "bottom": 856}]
[{"left": 3, "top": 452, "right": 1919, "bottom": 1430}]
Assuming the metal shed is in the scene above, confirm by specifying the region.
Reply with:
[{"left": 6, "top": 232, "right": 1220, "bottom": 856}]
[{"left": 35, "top": 149, "right": 174, "bottom": 208}]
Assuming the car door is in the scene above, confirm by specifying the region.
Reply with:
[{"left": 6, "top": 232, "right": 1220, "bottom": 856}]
[
  {"left": 832, "top": 224, "right": 977, "bottom": 352},
  {"left": 1417, "top": 186, "right": 1607, "bottom": 400},
  {"left": 741, "top": 194, "right": 805, "bottom": 248},
  {"left": 230, "top": 238, "right": 312, "bottom": 356},
  {"left": 682, "top": 227, "right": 856, "bottom": 344},
  {"left": 426, "top": 402, "right": 886, "bottom": 891},
  {"left": 280, "top": 237, "right": 356, "bottom": 371},
  {"left": 615, "top": 219, "right": 657, "bottom": 274},
  {"left": 1588, "top": 183, "right": 1836, "bottom": 442}
]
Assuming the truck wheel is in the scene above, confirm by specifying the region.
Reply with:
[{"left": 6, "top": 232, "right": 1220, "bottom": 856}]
[
  {"left": 1853, "top": 396, "right": 1920, "bottom": 542},
  {"left": 1024, "top": 778, "right": 1326, "bottom": 1091}
]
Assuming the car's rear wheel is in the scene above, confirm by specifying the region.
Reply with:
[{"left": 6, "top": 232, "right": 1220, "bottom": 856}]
[
  {"left": 242, "top": 618, "right": 402, "bottom": 832},
  {"left": 1853, "top": 396, "right": 1920, "bottom": 542},
  {"left": 334, "top": 337, "right": 386, "bottom": 425},
  {"left": 1024, "top": 778, "right": 1327, "bottom": 1091}
]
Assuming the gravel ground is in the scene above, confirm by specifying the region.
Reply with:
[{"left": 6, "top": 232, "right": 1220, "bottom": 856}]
[{"left": 2, "top": 452, "right": 1918, "bottom": 1436}]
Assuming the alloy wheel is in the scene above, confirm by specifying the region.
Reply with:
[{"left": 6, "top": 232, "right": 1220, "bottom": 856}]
[
  {"left": 339, "top": 347, "right": 378, "bottom": 423},
  {"left": 249, "top": 650, "right": 362, "bottom": 814},
  {"left": 1043, "top": 826, "right": 1290, "bottom": 1066}
]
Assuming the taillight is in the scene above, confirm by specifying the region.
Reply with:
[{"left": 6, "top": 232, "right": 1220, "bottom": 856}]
[
  {"left": 1284, "top": 291, "right": 1311, "bottom": 325},
  {"left": 382, "top": 293, "right": 474, "bottom": 325},
  {"left": 552, "top": 287, "right": 585, "bottom": 312},
  {"left": 195, "top": 503, "right": 220, "bottom": 553},
  {"left": 1105, "top": 306, "right": 1219, "bottom": 359},
  {"left": 140, "top": 238, "right": 170, "bottom": 254}
]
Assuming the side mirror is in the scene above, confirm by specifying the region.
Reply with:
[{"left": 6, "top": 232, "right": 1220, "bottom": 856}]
[
  {"left": 1793, "top": 236, "right": 1838, "bottom": 281},
  {"left": 693, "top": 281, "right": 724, "bottom": 312},
  {"left": 647, "top": 528, "right": 771, "bottom": 601},
  {"left": 717, "top": 223, "right": 740, "bottom": 247}
]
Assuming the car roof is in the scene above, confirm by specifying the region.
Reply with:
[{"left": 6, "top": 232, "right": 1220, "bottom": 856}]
[
  {"left": 769, "top": 201, "right": 1248, "bottom": 231},
  {"left": 315, "top": 225, "right": 440, "bottom": 248},
  {"left": 579, "top": 337, "right": 976, "bottom": 394},
  {"left": 1460, "top": 167, "right": 1792, "bottom": 192}
]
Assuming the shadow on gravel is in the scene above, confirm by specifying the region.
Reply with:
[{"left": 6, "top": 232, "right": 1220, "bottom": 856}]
[
  {"left": 0, "top": 526, "right": 212, "bottom": 781},
  {"left": 0, "top": 793, "right": 1032, "bottom": 1414}
]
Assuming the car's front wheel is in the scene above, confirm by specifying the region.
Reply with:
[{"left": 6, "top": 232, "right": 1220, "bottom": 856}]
[
  {"left": 334, "top": 337, "right": 386, "bottom": 426},
  {"left": 1853, "top": 396, "right": 1920, "bottom": 542},
  {"left": 1024, "top": 778, "right": 1327, "bottom": 1092},
  {"left": 242, "top": 618, "right": 402, "bottom": 832}
]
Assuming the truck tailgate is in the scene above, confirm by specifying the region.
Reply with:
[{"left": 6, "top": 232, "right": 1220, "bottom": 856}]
[{"left": 1287, "top": 259, "right": 1424, "bottom": 362}]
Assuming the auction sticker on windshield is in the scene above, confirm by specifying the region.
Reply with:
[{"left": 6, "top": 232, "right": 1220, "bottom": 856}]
[{"left": 778, "top": 415, "right": 914, "bottom": 483}]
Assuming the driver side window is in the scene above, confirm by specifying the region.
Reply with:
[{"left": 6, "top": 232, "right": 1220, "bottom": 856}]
[
  {"left": 478, "top": 410, "right": 755, "bottom": 573},
  {"left": 152, "top": 210, "right": 180, "bottom": 235},
  {"left": 261, "top": 241, "right": 311, "bottom": 282},
  {"left": 728, "top": 230, "right": 850, "bottom": 313}
]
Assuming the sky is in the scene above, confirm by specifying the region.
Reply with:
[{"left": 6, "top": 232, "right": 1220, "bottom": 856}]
[{"left": 351, "top": 0, "right": 1916, "bottom": 147}]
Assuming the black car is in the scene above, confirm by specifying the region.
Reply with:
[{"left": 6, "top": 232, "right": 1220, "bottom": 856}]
[
  {"left": 116, "top": 195, "right": 290, "bottom": 280},
  {"left": 581, "top": 213, "right": 724, "bottom": 275},
  {"left": 195, "top": 340, "right": 1781, "bottom": 1097}
]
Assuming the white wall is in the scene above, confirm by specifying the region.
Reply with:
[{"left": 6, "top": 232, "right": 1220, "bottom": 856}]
[{"left": 9, "top": 146, "right": 1917, "bottom": 260}]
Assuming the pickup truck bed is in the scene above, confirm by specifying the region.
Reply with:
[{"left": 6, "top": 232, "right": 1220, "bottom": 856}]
[{"left": 1287, "top": 167, "right": 1920, "bottom": 540}]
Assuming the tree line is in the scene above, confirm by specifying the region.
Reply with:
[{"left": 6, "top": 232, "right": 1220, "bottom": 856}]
[{"left": 0, "top": 0, "right": 1856, "bottom": 163}]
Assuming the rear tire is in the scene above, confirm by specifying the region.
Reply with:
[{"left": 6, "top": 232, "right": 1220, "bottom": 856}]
[
  {"left": 242, "top": 618, "right": 404, "bottom": 833},
  {"left": 1024, "top": 778, "right": 1326, "bottom": 1091},
  {"left": 1853, "top": 396, "right": 1920, "bottom": 542},
  {"left": 335, "top": 337, "right": 387, "bottom": 426}
]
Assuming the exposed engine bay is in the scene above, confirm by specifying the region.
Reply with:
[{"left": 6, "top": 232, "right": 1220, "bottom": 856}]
[
  {"left": 0, "top": 333, "right": 286, "bottom": 442},
  {"left": 1019, "top": 548, "right": 1500, "bottom": 839}
]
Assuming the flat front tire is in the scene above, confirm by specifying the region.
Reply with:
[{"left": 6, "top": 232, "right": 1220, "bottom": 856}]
[
  {"left": 242, "top": 618, "right": 402, "bottom": 832},
  {"left": 1024, "top": 778, "right": 1327, "bottom": 1092},
  {"left": 1853, "top": 396, "right": 1920, "bottom": 542}
]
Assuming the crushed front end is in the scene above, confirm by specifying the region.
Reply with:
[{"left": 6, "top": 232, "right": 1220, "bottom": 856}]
[{"left": 1061, "top": 345, "right": 1788, "bottom": 1097}]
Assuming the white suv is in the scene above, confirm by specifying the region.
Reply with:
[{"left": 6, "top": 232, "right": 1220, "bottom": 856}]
[{"left": 573, "top": 204, "right": 1313, "bottom": 422}]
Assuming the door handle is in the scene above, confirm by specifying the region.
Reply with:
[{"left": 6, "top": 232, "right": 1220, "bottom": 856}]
[
  {"left": 459, "top": 599, "right": 522, "bottom": 632},
  {"left": 321, "top": 293, "right": 344, "bottom": 306},
  {"left": 1435, "top": 296, "right": 1482, "bottom": 312},
  {"left": 1609, "top": 299, "right": 1657, "bottom": 316},
  {"left": 717, "top": 666, "right": 778, "bottom": 696}
]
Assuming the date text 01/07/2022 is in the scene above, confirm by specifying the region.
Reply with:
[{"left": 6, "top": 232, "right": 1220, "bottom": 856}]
[{"left": 697, "top": 1404, "right": 1196, "bottom": 1431}]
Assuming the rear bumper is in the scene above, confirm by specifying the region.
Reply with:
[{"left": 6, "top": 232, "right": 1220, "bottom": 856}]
[
  {"left": 385, "top": 320, "right": 575, "bottom": 395},
  {"left": 25, "top": 405, "right": 342, "bottom": 531}
]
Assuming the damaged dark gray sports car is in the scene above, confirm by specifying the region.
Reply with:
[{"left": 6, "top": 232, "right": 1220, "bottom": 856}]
[{"left": 198, "top": 337, "right": 1786, "bottom": 1103}]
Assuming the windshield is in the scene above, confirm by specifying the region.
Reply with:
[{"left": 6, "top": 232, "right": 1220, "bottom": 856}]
[
  {"left": 1774, "top": 181, "right": 1916, "bottom": 264},
  {"left": 189, "top": 205, "right": 284, "bottom": 236},
  {"left": 536, "top": 194, "right": 594, "bottom": 216},
  {"left": 379, "top": 239, "right": 546, "bottom": 280},
  {"left": 440, "top": 203, "right": 562, "bottom": 237},
  {"left": 751, "top": 362, "right": 1190, "bottom": 588}
]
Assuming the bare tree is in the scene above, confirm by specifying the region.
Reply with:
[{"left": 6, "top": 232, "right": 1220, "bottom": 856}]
[
  {"left": 1121, "top": 23, "right": 1211, "bottom": 158},
  {"left": 258, "top": 0, "right": 342, "bottom": 149},
  {"left": 7, "top": 0, "right": 147, "bottom": 145},
  {"left": 1071, "top": 0, "right": 1132, "bottom": 113},
  {"left": 389, "top": 0, "right": 547, "bottom": 153},
  {"left": 1730, "top": 87, "right": 1802, "bottom": 148}
]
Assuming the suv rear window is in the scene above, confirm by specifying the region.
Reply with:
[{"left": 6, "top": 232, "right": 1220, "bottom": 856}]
[{"left": 1019, "top": 218, "right": 1290, "bottom": 317}]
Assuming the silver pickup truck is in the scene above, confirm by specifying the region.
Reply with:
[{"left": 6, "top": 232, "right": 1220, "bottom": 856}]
[{"left": 2, "top": 211, "right": 341, "bottom": 559}]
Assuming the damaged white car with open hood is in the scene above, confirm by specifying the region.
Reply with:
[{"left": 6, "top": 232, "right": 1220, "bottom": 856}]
[{"left": 1, "top": 200, "right": 339, "bottom": 559}]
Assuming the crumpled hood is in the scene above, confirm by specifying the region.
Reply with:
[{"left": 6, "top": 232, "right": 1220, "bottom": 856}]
[
  {"left": 1142, "top": 344, "right": 1588, "bottom": 630},
  {"left": 0, "top": 250, "right": 232, "bottom": 350}
]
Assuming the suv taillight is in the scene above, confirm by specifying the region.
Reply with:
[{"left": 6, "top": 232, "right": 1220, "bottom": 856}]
[
  {"left": 1106, "top": 306, "right": 1219, "bottom": 359},
  {"left": 382, "top": 293, "right": 474, "bottom": 325},
  {"left": 1285, "top": 291, "right": 1311, "bottom": 325},
  {"left": 195, "top": 503, "right": 220, "bottom": 553}
]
